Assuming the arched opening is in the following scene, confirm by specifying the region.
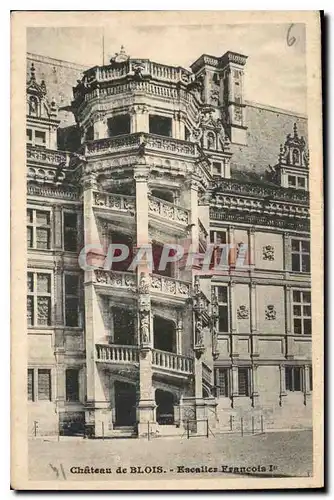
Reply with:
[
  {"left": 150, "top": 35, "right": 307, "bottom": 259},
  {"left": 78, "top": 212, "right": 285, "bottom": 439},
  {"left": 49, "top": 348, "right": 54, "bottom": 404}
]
[
  {"left": 114, "top": 381, "right": 137, "bottom": 427},
  {"left": 153, "top": 316, "right": 176, "bottom": 353},
  {"left": 207, "top": 132, "right": 216, "bottom": 150},
  {"left": 151, "top": 188, "right": 174, "bottom": 203},
  {"left": 152, "top": 242, "right": 174, "bottom": 277},
  {"left": 29, "top": 96, "right": 39, "bottom": 117},
  {"left": 292, "top": 148, "right": 300, "bottom": 165},
  {"left": 155, "top": 389, "right": 176, "bottom": 425}
]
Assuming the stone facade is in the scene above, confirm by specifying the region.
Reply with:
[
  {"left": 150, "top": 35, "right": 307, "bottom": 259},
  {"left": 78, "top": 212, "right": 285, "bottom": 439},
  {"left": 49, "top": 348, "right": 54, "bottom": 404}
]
[{"left": 26, "top": 48, "right": 311, "bottom": 438}]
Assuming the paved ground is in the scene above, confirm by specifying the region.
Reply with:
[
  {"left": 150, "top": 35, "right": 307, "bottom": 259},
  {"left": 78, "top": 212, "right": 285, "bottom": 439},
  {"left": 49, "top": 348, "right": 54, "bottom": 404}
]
[{"left": 29, "top": 430, "right": 313, "bottom": 482}]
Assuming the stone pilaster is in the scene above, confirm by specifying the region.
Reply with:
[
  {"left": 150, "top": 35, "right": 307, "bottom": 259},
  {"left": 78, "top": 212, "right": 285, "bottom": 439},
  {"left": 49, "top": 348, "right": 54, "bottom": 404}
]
[
  {"left": 231, "top": 365, "right": 239, "bottom": 406},
  {"left": 134, "top": 166, "right": 157, "bottom": 436},
  {"left": 131, "top": 105, "right": 149, "bottom": 133},
  {"left": 230, "top": 281, "right": 238, "bottom": 359},
  {"left": 303, "top": 365, "right": 312, "bottom": 406},
  {"left": 279, "top": 364, "right": 287, "bottom": 406},
  {"left": 93, "top": 114, "right": 108, "bottom": 140},
  {"left": 285, "top": 285, "right": 294, "bottom": 359},
  {"left": 248, "top": 226, "right": 256, "bottom": 269},
  {"left": 250, "top": 282, "right": 259, "bottom": 358},
  {"left": 283, "top": 232, "right": 291, "bottom": 272},
  {"left": 251, "top": 364, "right": 259, "bottom": 407},
  {"left": 176, "top": 310, "right": 183, "bottom": 355},
  {"left": 228, "top": 225, "right": 235, "bottom": 266},
  {"left": 190, "top": 181, "right": 200, "bottom": 252}
]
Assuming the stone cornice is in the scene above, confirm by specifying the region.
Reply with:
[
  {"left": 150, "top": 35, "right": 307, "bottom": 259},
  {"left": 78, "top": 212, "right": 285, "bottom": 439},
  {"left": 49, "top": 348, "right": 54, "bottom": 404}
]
[{"left": 210, "top": 208, "right": 310, "bottom": 232}]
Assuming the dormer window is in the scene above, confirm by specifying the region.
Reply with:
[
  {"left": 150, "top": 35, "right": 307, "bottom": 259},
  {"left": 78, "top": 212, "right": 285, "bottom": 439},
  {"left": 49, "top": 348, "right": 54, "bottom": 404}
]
[
  {"left": 288, "top": 174, "right": 307, "bottom": 190},
  {"left": 212, "top": 162, "right": 222, "bottom": 177},
  {"left": 26, "top": 129, "right": 47, "bottom": 148},
  {"left": 35, "top": 131, "right": 46, "bottom": 147}
]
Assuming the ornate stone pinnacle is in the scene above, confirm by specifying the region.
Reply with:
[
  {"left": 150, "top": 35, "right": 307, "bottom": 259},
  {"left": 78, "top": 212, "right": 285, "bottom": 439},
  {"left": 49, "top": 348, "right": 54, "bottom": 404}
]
[{"left": 30, "top": 63, "right": 36, "bottom": 81}]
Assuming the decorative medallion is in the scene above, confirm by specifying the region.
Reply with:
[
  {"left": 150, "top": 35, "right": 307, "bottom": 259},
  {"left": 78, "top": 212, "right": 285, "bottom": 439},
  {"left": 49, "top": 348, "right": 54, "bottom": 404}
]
[
  {"left": 265, "top": 305, "right": 277, "bottom": 320},
  {"left": 262, "top": 244, "right": 275, "bottom": 261},
  {"left": 237, "top": 305, "right": 249, "bottom": 320}
]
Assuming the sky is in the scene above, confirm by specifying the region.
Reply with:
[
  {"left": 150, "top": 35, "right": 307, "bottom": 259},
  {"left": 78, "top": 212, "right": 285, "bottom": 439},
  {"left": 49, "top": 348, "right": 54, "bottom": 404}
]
[{"left": 27, "top": 22, "right": 307, "bottom": 114}]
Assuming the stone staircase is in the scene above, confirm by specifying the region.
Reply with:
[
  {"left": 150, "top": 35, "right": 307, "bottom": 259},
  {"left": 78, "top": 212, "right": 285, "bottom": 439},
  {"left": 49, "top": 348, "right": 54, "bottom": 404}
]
[{"left": 110, "top": 426, "right": 137, "bottom": 438}]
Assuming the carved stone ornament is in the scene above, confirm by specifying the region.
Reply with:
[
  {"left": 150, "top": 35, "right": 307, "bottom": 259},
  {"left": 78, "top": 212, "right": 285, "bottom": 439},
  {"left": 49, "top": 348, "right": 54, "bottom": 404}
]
[
  {"left": 140, "top": 310, "right": 150, "bottom": 344},
  {"left": 138, "top": 272, "right": 150, "bottom": 294},
  {"left": 262, "top": 244, "right": 275, "bottom": 261},
  {"left": 237, "top": 305, "right": 249, "bottom": 320},
  {"left": 265, "top": 305, "right": 277, "bottom": 321}
]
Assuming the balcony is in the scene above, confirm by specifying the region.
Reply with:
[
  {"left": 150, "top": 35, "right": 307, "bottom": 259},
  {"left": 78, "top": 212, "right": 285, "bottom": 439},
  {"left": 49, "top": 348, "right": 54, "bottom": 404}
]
[
  {"left": 148, "top": 195, "right": 190, "bottom": 227},
  {"left": 94, "top": 270, "right": 136, "bottom": 294},
  {"left": 149, "top": 274, "right": 191, "bottom": 301},
  {"left": 93, "top": 190, "right": 136, "bottom": 221},
  {"left": 152, "top": 350, "right": 193, "bottom": 376},
  {"left": 96, "top": 344, "right": 139, "bottom": 363},
  {"left": 27, "top": 144, "right": 72, "bottom": 167},
  {"left": 95, "top": 344, "right": 194, "bottom": 378},
  {"left": 83, "top": 133, "right": 197, "bottom": 158},
  {"left": 94, "top": 270, "right": 191, "bottom": 301}
]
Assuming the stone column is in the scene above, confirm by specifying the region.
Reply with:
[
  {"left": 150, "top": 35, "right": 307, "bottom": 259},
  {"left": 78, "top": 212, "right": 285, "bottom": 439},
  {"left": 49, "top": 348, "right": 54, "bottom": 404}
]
[
  {"left": 248, "top": 226, "right": 256, "bottom": 269},
  {"left": 54, "top": 353, "right": 66, "bottom": 430},
  {"left": 285, "top": 285, "right": 294, "bottom": 359},
  {"left": 94, "top": 114, "right": 108, "bottom": 140},
  {"left": 230, "top": 281, "right": 238, "bottom": 359},
  {"left": 173, "top": 111, "right": 185, "bottom": 139},
  {"left": 283, "top": 232, "right": 291, "bottom": 272},
  {"left": 134, "top": 166, "right": 156, "bottom": 436},
  {"left": 82, "top": 173, "right": 111, "bottom": 436},
  {"left": 251, "top": 364, "right": 259, "bottom": 407},
  {"left": 228, "top": 225, "right": 236, "bottom": 266},
  {"left": 176, "top": 311, "right": 183, "bottom": 355},
  {"left": 190, "top": 181, "right": 199, "bottom": 252},
  {"left": 131, "top": 105, "right": 149, "bottom": 133},
  {"left": 303, "top": 365, "right": 311, "bottom": 406},
  {"left": 231, "top": 365, "right": 239, "bottom": 407},
  {"left": 279, "top": 364, "right": 287, "bottom": 406},
  {"left": 250, "top": 282, "right": 259, "bottom": 358}
]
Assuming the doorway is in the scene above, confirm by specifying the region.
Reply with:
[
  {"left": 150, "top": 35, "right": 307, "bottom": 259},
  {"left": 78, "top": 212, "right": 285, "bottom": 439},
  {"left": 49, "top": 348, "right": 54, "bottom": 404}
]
[
  {"left": 155, "top": 389, "right": 175, "bottom": 425},
  {"left": 114, "top": 381, "right": 137, "bottom": 427},
  {"left": 153, "top": 316, "right": 176, "bottom": 353}
]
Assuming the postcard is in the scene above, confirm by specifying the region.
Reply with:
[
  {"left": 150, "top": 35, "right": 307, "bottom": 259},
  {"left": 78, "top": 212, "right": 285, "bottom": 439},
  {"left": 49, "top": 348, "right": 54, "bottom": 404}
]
[{"left": 11, "top": 10, "right": 323, "bottom": 490}]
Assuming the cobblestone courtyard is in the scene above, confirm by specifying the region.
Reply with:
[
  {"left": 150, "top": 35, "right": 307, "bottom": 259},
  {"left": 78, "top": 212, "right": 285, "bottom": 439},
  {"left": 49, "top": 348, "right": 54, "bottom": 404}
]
[{"left": 29, "top": 430, "right": 313, "bottom": 482}]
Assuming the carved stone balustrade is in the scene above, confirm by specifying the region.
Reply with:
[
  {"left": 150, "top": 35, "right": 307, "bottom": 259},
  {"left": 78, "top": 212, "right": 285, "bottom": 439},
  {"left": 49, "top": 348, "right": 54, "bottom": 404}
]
[
  {"left": 96, "top": 344, "right": 139, "bottom": 363},
  {"left": 79, "top": 59, "right": 191, "bottom": 86},
  {"left": 213, "top": 178, "right": 309, "bottom": 204},
  {"left": 152, "top": 349, "right": 193, "bottom": 375},
  {"left": 93, "top": 190, "right": 136, "bottom": 214},
  {"left": 149, "top": 274, "right": 191, "bottom": 299},
  {"left": 83, "top": 133, "right": 197, "bottom": 158},
  {"left": 210, "top": 208, "right": 310, "bottom": 232},
  {"left": 148, "top": 196, "right": 189, "bottom": 225},
  {"left": 27, "top": 144, "right": 71, "bottom": 167},
  {"left": 94, "top": 270, "right": 137, "bottom": 290}
]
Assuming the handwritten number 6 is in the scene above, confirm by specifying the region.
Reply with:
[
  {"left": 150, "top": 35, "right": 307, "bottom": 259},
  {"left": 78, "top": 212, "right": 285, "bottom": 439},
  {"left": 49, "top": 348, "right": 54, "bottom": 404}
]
[{"left": 287, "top": 24, "right": 296, "bottom": 47}]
